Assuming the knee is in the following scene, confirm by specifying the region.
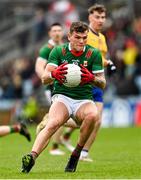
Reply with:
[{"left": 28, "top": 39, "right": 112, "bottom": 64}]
[
  {"left": 45, "top": 118, "right": 62, "bottom": 133},
  {"left": 85, "top": 111, "right": 98, "bottom": 125}
]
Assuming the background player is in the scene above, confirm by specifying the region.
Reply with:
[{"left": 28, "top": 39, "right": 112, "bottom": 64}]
[
  {"left": 0, "top": 123, "right": 31, "bottom": 141},
  {"left": 80, "top": 4, "right": 116, "bottom": 161},
  {"left": 35, "top": 22, "right": 74, "bottom": 155}
]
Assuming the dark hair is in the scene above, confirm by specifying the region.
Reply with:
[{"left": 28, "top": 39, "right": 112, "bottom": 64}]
[
  {"left": 48, "top": 22, "right": 62, "bottom": 31},
  {"left": 69, "top": 21, "right": 89, "bottom": 34},
  {"left": 88, "top": 4, "right": 106, "bottom": 14}
]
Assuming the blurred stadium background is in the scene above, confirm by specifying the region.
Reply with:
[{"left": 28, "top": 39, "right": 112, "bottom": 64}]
[{"left": 0, "top": 0, "right": 141, "bottom": 128}]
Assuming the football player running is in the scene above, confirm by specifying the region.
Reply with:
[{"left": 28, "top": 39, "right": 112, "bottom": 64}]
[{"left": 21, "top": 21, "right": 106, "bottom": 173}]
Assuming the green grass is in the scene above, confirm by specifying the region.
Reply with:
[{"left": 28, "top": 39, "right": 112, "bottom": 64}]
[{"left": 0, "top": 126, "right": 141, "bottom": 179}]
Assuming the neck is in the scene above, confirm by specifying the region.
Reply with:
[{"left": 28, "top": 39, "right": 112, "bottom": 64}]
[
  {"left": 69, "top": 43, "right": 85, "bottom": 52},
  {"left": 54, "top": 40, "right": 62, "bottom": 45},
  {"left": 89, "top": 25, "right": 100, "bottom": 35},
  {"left": 49, "top": 39, "right": 62, "bottom": 46}
]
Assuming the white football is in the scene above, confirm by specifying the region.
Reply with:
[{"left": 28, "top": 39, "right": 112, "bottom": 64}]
[{"left": 63, "top": 64, "right": 81, "bottom": 87}]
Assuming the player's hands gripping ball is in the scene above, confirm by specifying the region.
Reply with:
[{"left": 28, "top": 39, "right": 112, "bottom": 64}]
[
  {"left": 80, "top": 64, "right": 94, "bottom": 85},
  {"left": 51, "top": 62, "right": 68, "bottom": 84}
]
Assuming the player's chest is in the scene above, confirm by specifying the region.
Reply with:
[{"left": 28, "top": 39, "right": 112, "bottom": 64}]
[{"left": 60, "top": 54, "right": 91, "bottom": 67}]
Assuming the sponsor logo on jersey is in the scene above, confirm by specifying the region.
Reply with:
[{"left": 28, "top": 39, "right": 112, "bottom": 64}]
[{"left": 72, "top": 59, "right": 80, "bottom": 65}]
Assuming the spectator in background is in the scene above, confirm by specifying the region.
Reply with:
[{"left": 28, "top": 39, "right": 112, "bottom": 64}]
[
  {"left": 34, "top": 8, "right": 47, "bottom": 42},
  {"left": 134, "top": 44, "right": 141, "bottom": 94},
  {"left": 47, "top": 0, "right": 79, "bottom": 34},
  {"left": 122, "top": 38, "right": 138, "bottom": 78}
]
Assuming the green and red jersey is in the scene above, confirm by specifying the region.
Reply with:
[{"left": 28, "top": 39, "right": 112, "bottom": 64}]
[{"left": 48, "top": 43, "right": 104, "bottom": 100}]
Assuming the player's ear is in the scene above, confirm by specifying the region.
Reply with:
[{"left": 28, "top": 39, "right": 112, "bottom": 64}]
[
  {"left": 48, "top": 30, "right": 51, "bottom": 38},
  {"left": 88, "top": 14, "right": 92, "bottom": 22},
  {"left": 67, "top": 32, "right": 71, "bottom": 41}
]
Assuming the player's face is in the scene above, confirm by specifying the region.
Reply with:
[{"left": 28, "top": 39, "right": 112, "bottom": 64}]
[
  {"left": 49, "top": 25, "right": 64, "bottom": 43},
  {"left": 89, "top": 11, "right": 106, "bottom": 32},
  {"left": 68, "top": 31, "right": 88, "bottom": 51}
]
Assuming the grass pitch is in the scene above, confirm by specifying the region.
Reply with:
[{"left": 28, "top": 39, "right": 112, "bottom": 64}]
[{"left": 0, "top": 126, "right": 141, "bottom": 179}]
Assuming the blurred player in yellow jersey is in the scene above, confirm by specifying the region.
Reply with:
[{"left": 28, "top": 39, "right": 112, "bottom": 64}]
[{"left": 79, "top": 4, "right": 116, "bottom": 161}]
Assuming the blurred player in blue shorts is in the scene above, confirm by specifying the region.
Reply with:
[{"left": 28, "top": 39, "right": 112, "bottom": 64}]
[{"left": 79, "top": 4, "right": 116, "bottom": 162}]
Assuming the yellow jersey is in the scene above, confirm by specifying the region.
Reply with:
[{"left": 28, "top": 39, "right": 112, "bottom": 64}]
[{"left": 87, "top": 29, "right": 108, "bottom": 65}]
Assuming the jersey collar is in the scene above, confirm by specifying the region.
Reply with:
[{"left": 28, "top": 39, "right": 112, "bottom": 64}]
[
  {"left": 48, "top": 39, "right": 56, "bottom": 46},
  {"left": 68, "top": 43, "right": 86, "bottom": 57},
  {"left": 89, "top": 26, "right": 99, "bottom": 36}
]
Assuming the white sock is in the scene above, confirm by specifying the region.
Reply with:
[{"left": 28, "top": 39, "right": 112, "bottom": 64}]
[{"left": 81, "top": 149, "right": 88, "bottom": 157}]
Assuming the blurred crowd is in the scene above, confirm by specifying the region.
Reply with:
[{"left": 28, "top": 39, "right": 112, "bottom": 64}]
[
  {"left": 105, "top": 16, "right": 141, "bottom": 97},
  {"left": 0, "top": 57, "right": 38, "bottom": 100},
  {"left": 0, "top": 0, "right": 141, "bottom": 103}
]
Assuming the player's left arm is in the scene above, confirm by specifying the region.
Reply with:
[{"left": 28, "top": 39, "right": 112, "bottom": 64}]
[
  {"left": 104, "top": 58, "right": 116, "bottom": 73},
  {"left": 81, "top": 50, "right": 106, "bottom": 89},
  {"left": 92, "top": 72, "right": 106, "bottom": 89},
  {"left": 80, "top": 65, "right": 106, "bottom": 89},
  {"left": 92, "top": 49, "right": 106, "bottom": 89},
  {"left": 103, "top": 37, "right": 116, "bottom": 73}
]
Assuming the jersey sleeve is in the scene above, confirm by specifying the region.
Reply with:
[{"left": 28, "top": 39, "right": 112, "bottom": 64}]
[
  {"left": 92, "top": 49, "right": 104, "bottom": 74},
  {"left": 39, "top": 46, "right": 52, "bottom": 62},
  {"left": 47, "top": 46, "right": 60, "bottom": 67}
]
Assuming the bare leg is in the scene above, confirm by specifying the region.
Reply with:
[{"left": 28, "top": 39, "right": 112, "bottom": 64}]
[
  {"left": 83, "top": 102, "right": 103, "bottom": 149},
  {"left": 76, "top": 102, "right": 98, "bottom": 146},
  {"left": 65, "top": 102, "right": 98, "bottom": 172},
  {"left": 31, "top": 101, "right": 69, "bottom": 155},
  {"left": 80, "top": 102, "right": 103, "bottom": 161},
  {"left": 0, "top": 124, "right": 31, "bottom": 141},
  {"left": 0, "top": 126, "right": 12, "bottom": 136},
  {"left": 50, "top": 126, "right": 65, "bottom": 155}
]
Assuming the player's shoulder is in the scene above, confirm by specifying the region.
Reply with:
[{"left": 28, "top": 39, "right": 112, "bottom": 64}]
[
  {"left": 39, "top": 44, "right": 52, "bottom": 56},
  {"left": 55, "top": 43, "right": 68, "bottom": 49},
  {"left": 86, "top": 44, "right": 100, "bottom": 54},
  {"left": 54, "top": 43, "right": 68, "bottom": 53},
  {"left": 41, "top": 42, "right": 54, "bottom": 50},
  {"left": 99, "top": 32, "right": 106, "bottom": 40}
]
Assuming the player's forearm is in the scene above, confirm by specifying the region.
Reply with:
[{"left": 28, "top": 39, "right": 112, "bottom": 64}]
[
  {"left": 35, "top": 58, "right": 47, "bottom": 79},
  {"left": 41, "top": 71, "right": 54, "bottom": 85},
  {"left": 35, "top": 67, "right": 45, "bottom": 79},
  {"left": 92, "top": 76, "right": 106, "bottom": 89}
]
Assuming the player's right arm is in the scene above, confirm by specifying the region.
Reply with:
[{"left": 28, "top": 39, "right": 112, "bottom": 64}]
[
  {"left": 35, "top": 57, "right": 47, "bottom": 79},
  {"left": 41, "top": 46, "right": 67, "bottom": 85},
  {"left": 35, "top": 45, "right": 51, "bottom": 79}
]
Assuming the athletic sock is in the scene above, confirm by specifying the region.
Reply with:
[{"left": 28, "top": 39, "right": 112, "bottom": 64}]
[
  {"left": 81, "top": 149, "right": 88, "bottom": 157},
  {"left": 31, "top": 151, "right": 38, "bottom": 160},
  {"left": 72, "top": 144, "right": 83, "bottom": 157},
  {"left": 10, "top": 125, "right": 20, "bottom": 133}
]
